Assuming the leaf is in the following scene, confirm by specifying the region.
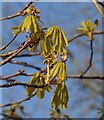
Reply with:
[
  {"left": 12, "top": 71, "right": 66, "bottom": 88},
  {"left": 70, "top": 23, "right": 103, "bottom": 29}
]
[
  {"left": 11, "top": 26, "right": 19, "bottom": 30},
  {"left": 22, "top": 15, "right": 31, "bottom": 32},
  {"left": 46, "top": 26, "right": 54, "bottom": 38},
  {"left": 51, "top": 85, "right": 61, "bottom": 109},
  {"left": 50, "top": 62, "right": 61, "bottom": 78},
  {"left": 26, "top": 72, "right": 40, "bottom": 96},
  {"left": 37, "top": 88, "right": 45, "bottom": 99},
  {"left": 60, "top": 83, "right": 69, "bottom": 109},
  {"left": 60, "top": 29, "right": 68, "bottom": 47},
  {"left": 31, "top": 15, "right": 40, "bottom": 34},
  {"left": 45, "top": 85, "right": 52, "bottom": 92}
]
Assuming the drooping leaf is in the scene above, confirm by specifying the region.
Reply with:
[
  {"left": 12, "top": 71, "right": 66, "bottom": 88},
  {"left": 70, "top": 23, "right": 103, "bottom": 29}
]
[
  {"left": 37, "top": 88, "right": 45, "bottom": 99},
  {"left": 60, "top": 82, "right": 69, "bottom": 109},
  {"left": 51, "top": 84, "right": 61, "bottom": 109},
  {"left": 50, "top": 62, "right": 62, "bottom": 78},
  {"left": 45, "top": 85, "right": 52, "bottom": 92},
  {"left": 51, "top": 82, "right": 69, "bottom": 110},
  {"left": 26, "top": 72, "right": 40, "bottom": 96}
]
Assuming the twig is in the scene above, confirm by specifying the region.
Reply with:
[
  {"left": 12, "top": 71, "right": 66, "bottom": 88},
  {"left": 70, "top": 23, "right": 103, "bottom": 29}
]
[
  {"left": 0, "top": 2, "right": 33, "bottom": 21},
  {"left": 80, "top": 41, "right": 93, "bottom": 76},
  {"left": 98, "top": 1, "right": 104, "bottom": 7},
  {"left": 0, "top": 82, "right": 48, "bottom": 88},
  {"left": 9, "top": 60, "right": 42, "bottom": 71},
  {"left": 92, "top": 0, "right": 104, "bottom": 18},
  {"left": 0, "top": 92, "right": 37, "bottom": 108},
  {"left": 0, "top": 69, "right": 24, "bottom": 79},
  {"left": 16, "top": 52, "right": 41, "bottom": 57},
  {"left": 0, "top": 49, "right": 20, "bottom": 57},
  {"left": 67, "top": 75, "right": 104, "bottom": 80},
  {"left": 19, "top": 72, "right": 104, "bottom": 80},
  {"left": 0, "top": 35, "right": 17, "bottom": 52},
  {"left": 0, "top": 41, "right": 29, "bottom": 66},
  {"left": 68, "top": 31, "right": 104, "bottom": 43},
  {"left": 0, "top": 113, "right": 23, "bottom": 119}
]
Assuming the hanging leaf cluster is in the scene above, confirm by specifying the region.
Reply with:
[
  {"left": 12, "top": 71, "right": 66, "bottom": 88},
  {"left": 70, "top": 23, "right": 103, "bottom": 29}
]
[
  {"left": 51, "top": 82, "right": 69, "bottom": 110},
  {"left": 51, "top": 61, "right": 67, "bottom": 82},
  {"left": 26, "top": 72, "right": 52, "bottom": 99},
  {"left": 41, "top": 26, "right": 68, "bottom": 57},
  {"left": 78, "top": 18, "right": 99, "bottom": 40},
  {"left": 11, "top": 5, "right": 43, "bottom": 52},
  {"left": 10, "top": 5, "right": 69, "bottom": 110}
]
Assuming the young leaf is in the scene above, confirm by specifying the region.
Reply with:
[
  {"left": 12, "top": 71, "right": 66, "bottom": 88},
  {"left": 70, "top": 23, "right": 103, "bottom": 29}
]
[
  {"left": 51, "top": 85, "right": 61, "bottom": 109},
  {"left": 60, "top": 83, "right": 69, "bottom": 109},
  {"left": 50, "top": 62, "right": 62, "bottom": 78},
  {"left": 37, "top": 88, "right": 45, "bottom": 99},
  {"left": 45, "top": 85, "right": 52, "bottom": 92},
  {"left": 26, "top": 72, "right": 40, "bottom": 96}
]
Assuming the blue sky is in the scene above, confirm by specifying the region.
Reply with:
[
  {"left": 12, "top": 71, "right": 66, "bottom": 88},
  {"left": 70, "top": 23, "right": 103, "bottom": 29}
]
[{"left": 1, "top": 2, "right": 103, "bottom": 118}]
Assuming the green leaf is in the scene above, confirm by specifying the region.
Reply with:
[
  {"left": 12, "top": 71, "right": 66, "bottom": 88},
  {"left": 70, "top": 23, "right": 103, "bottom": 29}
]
[
  {"left": 11, "top": 26, "right": 19, "bottom": 30},
  {"left": 60, "top": 84, "right": 69, "bottom": 109},
  {"left": 45, "top": 85, "right": 52, "bottom": 92},
  {"left": 60, "top": 29, "right": 68, "bottom": 47},
  {"left": 26, "top": 72, "right": 40, "bottom": 96},
  {"left": 51, "top": 84, "right": 61, "bottom": 109},
  {"left": 37, "top": 88, "right": 45, "bottom": 99},
  {"left": 50, "top": 62, "right": 61, "bottom": 78},
  {"left": 22, "top": 15, "right": 31, "bottom": 32},
  {"left": 31, "top": 15, "right": 40, "bottom": 34}
]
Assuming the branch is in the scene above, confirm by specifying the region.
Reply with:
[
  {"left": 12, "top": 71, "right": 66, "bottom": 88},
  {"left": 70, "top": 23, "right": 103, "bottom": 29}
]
[
  {"left": 0, "top": 35, "right": 17, "bottom": 52},
  {"left": 0, "top": 113, "right": 23, "bottom": 120},
  {"left": 67, "top": 75, "right": 104, "bottom": 80},
  {"left": 0, "top": 69, "right": 24, "bottom": 79},
  {"left": 0, "top": 82, "right": 48, "bottom": 88},
  {"left": 9, "top": 60, "right": 42, "bottom": 71},
  {"left": 0, "top": 92, "right": 37, "bottom": 108},
  {"left": 0, "top": 2, "right": 33, "bottom": 21},
  {"left": 0, "top": 41, "right": 29, "bottom": 66},
  {"left": 80, "top": 41, "right": 93, "bottom": 76},
  {"left": 68, "top": 31, "right": 104, "bottom": 43}
]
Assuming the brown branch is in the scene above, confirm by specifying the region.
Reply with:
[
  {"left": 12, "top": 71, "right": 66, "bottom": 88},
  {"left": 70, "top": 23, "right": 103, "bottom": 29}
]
[
  {"left": 80, "top": 41, "right": 93, "bottom": 76},
  {"left": 0, "top": 113, "right": 23, "bottom": 119},
  {"left": 67, "top": 75, "right": 104, "bottom": 80},
  {"left": 16, "top": 52, "right": 41, "bottom": 57},
  {"left": 0, "top": 35, "right": 17, "bottom": 52},
  {"left": 0, "top": 92, "right": 37, "bottom": 108},
  {"left": 0, "top": 81, "right": 48, "bottom": 88},
  {"left": 0, "top": 2, "right": 33, "bottom": 21},
  {"left": 9, "top": 60, "right": 42, "bottom": 71},
  {"left": 0, "top": 41, "right": 29, "bottom": 66},
  {"left": 0, "top": 69, "right": 24, "bottom": 79},
  {"left": 68, "top": 31, "right": 104, "bottom": 43}
]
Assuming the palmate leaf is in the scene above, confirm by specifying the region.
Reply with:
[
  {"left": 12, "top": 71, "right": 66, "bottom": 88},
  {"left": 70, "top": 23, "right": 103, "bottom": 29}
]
[
  {"left": 51, "top": 82, "right": 69, "bottom": 110},
  {"left": 51, "top": 61, "right": 67, "bottom": 81},
  {"left": 26, "top": 72, "right": 40, "bottom": 97},
  {"left": 46, "top": 26, "right": 68, "bottom": 54},
  {"left": 40, "top": 36, "right": 52, "bottom": 57}
]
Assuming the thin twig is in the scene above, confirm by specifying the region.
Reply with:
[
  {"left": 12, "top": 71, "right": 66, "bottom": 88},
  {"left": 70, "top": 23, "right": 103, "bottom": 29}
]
[
  {"left": 68, "top": 31, "right": 104, "bottom": 43},
  {"left": 92, "top": 0, "right": 104, "bottom": 18},
  {"left": 0, "top": 35, "right": 17, "bottom": 52},
  {"left": 9, "top": 60, "right": 42, "bottom": 71},
  {"left": 0, "top": 82, "right": 48, "bottom": 88},
  {"left": 0, "top": 92, "right": 37, "bottom": 108},
  {"left": 0, "top": 41, "right": 29, "bottom": 66},
  {"left": 0, "top": 113, "right": 23, "bottom": 119},
  {"left": 0, "top": 2, "right": 33, "bottom": 21},
  {"left": 0, "top": 49, "right": 20, "bottom": 57},
  {"left": 67, "top": 75, "right": 104, "bottom": 80},
  {"left": 80, "top": 41, "right": 93, "bottom": 76},
  {"left": 0, "top": 69, "right": 24, "bottom": 79}
]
